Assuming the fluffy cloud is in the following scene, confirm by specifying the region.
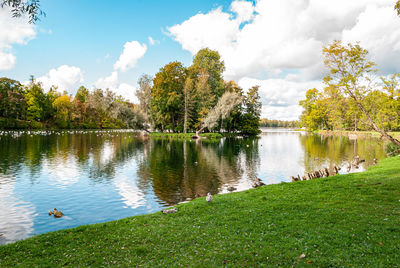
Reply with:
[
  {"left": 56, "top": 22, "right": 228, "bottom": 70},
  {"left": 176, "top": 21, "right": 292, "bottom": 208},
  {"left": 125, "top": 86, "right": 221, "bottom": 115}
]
[
  {"left": 0, "top": 7, "right": 36, "bottom": 70},
  {"left": 37, "top": 65, "right": 84, "bottom": 94},
  {"left": 169, "top": 0, "right": 397, "bottom": 80},
  {"left": 115, "top": 83, "right": 138, "bottom": 104},
  {"left": 342, "top": 5, "right": 400, "bottom": 74},
  {"left": 94, "top": 72, "right": 137, "bottom": 102},
  {"left": 169, "top": 0, "right": 399, "bottom": 119},
  {"left": 238, "top": 77, "right": 322, "bottom": 120},
  {"left": 113, "top": 41, "right": 147, "bottom": 72},
  {"left": 94, "top": 71, "right": 118, "bottom": 89}
]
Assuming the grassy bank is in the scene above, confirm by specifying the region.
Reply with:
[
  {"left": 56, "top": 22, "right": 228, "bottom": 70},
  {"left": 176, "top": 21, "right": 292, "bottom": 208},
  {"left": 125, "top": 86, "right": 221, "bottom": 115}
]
[
  {"left": 318, "top": 130, "right": 400, "bottom": 139},
  {"left": 149, "top": 132, "right": 223, "bottom": 140},
  {"left": 1, "top": 157, "right": 400, "bottom": 267}
]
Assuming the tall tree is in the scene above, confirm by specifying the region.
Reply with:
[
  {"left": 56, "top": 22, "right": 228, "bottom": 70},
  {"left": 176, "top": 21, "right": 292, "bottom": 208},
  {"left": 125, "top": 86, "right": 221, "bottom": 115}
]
[
  {"left": 323, "top": 40, "right": 400, "bottom": 146},
  {"left": 197, "top": 91, "right": 243, "bottom": 135},
  {"left": 238, "top": 86, "right": 262, "bottom": 135},
  {"left": 191, "top": 48, "right": 225, "bottom": 99},
  {"left": 183, "top": 77, "right": 195, "bottom": 133},
  {"left": 151, "top": 62, "right": 186, "bottom": 132},
  {"left": 0, "top": 77, "right": 26, "bottom": 120},
  {"left": 52, "top": 95, "right": 72, "bottom": 128},
  {"left": 136, "top": 74, "right": 153, "bottom": 129}
]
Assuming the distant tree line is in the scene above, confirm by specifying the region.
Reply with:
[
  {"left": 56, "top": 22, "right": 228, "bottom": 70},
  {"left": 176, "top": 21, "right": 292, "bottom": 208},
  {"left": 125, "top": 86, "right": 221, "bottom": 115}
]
[
  {"left": 259, "top": 119, "right": 299, "bottom": 128},
  {"left": 1, "top": 49, "right": 262, "bottom": 134},
  {"left": 0, "top": 77, "right": 145, "bottom": 129}
]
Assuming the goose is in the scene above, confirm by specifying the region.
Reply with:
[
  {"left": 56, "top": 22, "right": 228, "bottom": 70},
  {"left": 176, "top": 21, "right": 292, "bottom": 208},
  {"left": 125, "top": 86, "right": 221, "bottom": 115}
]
[
  {"left": 52, "top": 208, "right": 64, "bottom": 218},
  {"left": 162, "top": 208, "right": 177, "bottom": 214},
  {"left": 227, "top": 186, "right": 237, "bottom": 192}
]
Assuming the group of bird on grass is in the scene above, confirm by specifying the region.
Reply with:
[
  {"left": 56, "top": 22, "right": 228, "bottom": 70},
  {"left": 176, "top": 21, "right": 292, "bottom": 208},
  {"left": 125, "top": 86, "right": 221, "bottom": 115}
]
[{"left": 291, "top": 155, "right": 377, "bottom": 182}]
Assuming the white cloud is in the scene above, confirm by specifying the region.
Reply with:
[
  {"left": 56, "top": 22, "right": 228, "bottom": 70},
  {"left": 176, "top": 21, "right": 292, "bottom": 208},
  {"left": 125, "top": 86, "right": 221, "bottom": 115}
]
[
  {"left": 230, "top": 0, "right": 255, "bottom": 23},
  {"left": 37, "top": 65, "right": 84, "bottom": 94},
  {"left": 113, "top": 41, "right": 147, "bottom": 72},
  {"left": 148, "top": 36, "right": 159, "bottom": 46},
  {"left": 342, "top": 5, "right": 400, "bottom": 74},
  {"left": 94, "top": 71, "right": 118, "bottom": 89},
  {"left": 115, "top": 83, "right": 138, "bottom": 103},
  {"left": 169, "top": 0, "right": 399, "bottom": 120},
  {"left": 0, "top": 52, "right": 16, "bottom": 70},
  {"left": 0, "top": 7, "right": 36, "bottom": 70},
  {"left": 94, "top": 72, "right": 137, "bottom": 102},
  {"left": 238, "top": 77, "right": 322, "bottom": 120}
]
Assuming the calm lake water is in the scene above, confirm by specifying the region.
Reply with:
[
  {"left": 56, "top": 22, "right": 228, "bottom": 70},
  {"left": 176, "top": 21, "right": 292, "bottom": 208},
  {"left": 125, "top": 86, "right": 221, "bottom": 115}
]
[{"left": 0, "top": 129, "right": 386, "bottom": 244}]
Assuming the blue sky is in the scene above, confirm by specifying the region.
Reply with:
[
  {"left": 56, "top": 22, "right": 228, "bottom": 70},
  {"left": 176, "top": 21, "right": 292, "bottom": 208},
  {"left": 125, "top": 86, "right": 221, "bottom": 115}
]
[
  {"left": 1, "top": 0, "right": 399, "bottom": 120},
  {"left": 4, "top": 0, "right": 233, "bottom": 84}
]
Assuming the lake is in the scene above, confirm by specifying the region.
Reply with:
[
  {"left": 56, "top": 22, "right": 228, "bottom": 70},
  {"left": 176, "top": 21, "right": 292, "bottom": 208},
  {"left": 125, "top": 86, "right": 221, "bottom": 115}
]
[{"left": 0, "top": 129, "right": 386, "bottom": 244}]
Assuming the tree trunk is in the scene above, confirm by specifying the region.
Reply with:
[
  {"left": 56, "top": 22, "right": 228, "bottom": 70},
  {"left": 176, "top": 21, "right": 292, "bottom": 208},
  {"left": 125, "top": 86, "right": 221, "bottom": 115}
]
[{"left": 195, "top": 125, "right": 206, "bottom": 138}]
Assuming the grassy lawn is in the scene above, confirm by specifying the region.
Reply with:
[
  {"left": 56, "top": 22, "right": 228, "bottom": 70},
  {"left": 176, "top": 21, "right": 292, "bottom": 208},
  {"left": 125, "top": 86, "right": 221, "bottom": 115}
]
[{"left": 1, "top": 157, "right": 400, "bottom": 267}]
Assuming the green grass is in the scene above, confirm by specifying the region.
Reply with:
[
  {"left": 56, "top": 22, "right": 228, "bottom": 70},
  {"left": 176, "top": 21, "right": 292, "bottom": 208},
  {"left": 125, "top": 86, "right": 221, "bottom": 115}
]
[
  {"left": 1, "top": 157, "right": 400, "bottom": 267},
  {"left": 149, "top": 132, "right": 223, "bottom": 140}
]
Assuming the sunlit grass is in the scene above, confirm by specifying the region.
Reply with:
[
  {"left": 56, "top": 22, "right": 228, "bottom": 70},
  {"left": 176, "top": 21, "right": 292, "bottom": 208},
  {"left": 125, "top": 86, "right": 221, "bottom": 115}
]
[
  {"left": 1, "top": 157, "right": 400, "bottom": 266},
  {"left": 318, "top": 130, "right": 400, "bottom": 139}
]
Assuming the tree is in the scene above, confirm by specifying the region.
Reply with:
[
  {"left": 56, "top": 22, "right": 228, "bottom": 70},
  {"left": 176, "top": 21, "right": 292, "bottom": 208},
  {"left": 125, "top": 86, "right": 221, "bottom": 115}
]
[
  {"left": 238, "top": 86, "right": 262, "bottom": 135},
  {"left": 136, "top": 74, "right": 153, "bottom": 129},
  {"left": 53, "top": 95, "right": 72, "bottom": 128},
  {"left": 323, "top": 40, "right": 400, "bottom": 146},
  {"left": 191, "top": 48, "right": 225, "bottom": 99},
  {"left": 299, "top": 88, "right": 330, "bottom": 131},
  {"left": 75, "top": 86, "right": 89, "bottom": 103},
  {"left": 183, "top": 77, "right": 195, "bottom": 133},
  {"left": 24, "top": 79, "right": 51, "bottom": 122},
  {"left": 396, "top": 0, "right": 400, "bottom": 16},
  {"left": 223, "top": 81, "right": 244, "bottom": 132},
  {"left": 1, "top": 0, "right": 44, "bottom": 23},
  {"left": 151, "top": 62, "right": 186, "bottom": 132},
  {"left": 196, "top": 91, "right": 243, "bottom": 135},
  {"left": 188, "top": 49, "right": 225, "bottom": 129},
  {"left": 0, "top": 77, "right": 26, "bottom": 120}
]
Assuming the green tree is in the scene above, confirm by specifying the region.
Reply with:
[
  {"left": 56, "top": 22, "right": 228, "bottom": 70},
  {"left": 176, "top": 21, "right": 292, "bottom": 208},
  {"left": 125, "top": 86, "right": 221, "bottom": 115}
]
[
  {"left": 75, "top": 86, "right": 89, "bottom": 103},
  {"left": 151, "top": 61, "right": 186, "bottom": 132},
  {"left": 323, "top": 40, "right": 400, "bottom": 146},
  {"left": 299, "top": 88, "right": 329, "bottom": 131},
  {"left": 24, "top": 79, "right": 50, "bottom": 123},
  {"left": 191, "top": 48, "right": 225, "bottom": 99},
  {"left": 52, "top": 95, "right": 72, "bottom": 128},
  {"left": 0, "top": 77, "right": 26, "bottom": 120},
  {"left": 238, "top": 86, "right": 262, "bottom": 135},
  {"left": 183, "top": 77, "right": 195, "bottom": 133}
]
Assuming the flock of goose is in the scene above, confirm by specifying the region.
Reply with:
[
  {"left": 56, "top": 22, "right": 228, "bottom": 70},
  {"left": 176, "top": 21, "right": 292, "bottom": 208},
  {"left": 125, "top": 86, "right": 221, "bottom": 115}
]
[
  {"left": 290, "top": 155, "right": 377, "bottom": 182},
  {"left": 0, "top": 129, "right": 137, "bottom": 139}
]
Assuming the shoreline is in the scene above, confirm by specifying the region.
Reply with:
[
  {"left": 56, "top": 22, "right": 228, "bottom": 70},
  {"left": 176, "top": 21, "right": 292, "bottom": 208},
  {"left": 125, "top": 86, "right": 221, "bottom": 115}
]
[
  {"left": 317, "top": 130, "right": 400, "bottom": 139},
  {"left": 1, "top": 157, "right": 399, "bottom": 266}
]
